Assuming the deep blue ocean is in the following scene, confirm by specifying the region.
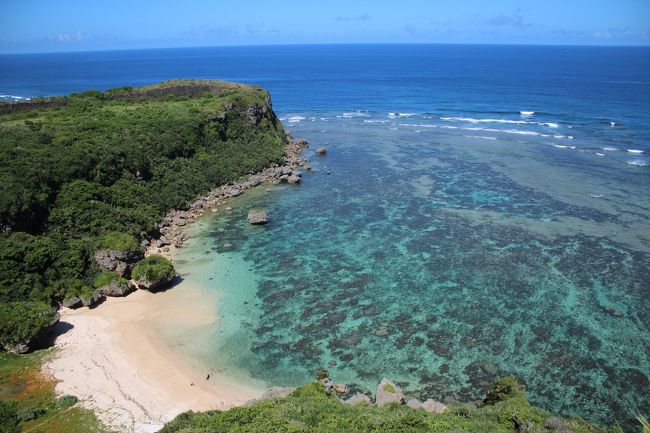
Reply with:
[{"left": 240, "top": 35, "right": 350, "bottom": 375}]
[{"left": 2, "top": 45, "right": 649, "bottom": 429}]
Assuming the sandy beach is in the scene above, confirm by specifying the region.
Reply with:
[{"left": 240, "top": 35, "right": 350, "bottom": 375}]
[{"left": 43, "top": 283, "right": 264, "bottom": 433}]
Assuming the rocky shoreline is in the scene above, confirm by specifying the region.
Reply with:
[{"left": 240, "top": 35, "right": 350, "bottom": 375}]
[{"left": 145, "top": 134, "right": 309, "bottom": 258}]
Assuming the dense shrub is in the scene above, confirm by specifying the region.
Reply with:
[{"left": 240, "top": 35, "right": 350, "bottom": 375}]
[
  {"left": 0, "top": 400, "right": 20, "bottom": 433},
  {"left": 159, "top": 381, "right": 607, "bottom": 433},
  {"left": 55, "top": 395, "right": 78, "bottom": 409},
  {"left": 132, "top": 255, "right": 175, "bottom": 283},
  {"left": 483, "top": 376, "right": 525, "bottom": 404},
  {"left": 0, "top": 302, "right": 58, "bottom": 349},
  {"left": 16, "top": 405, "right": 46, "bottom": 422},
  {"left": 96, "top": 232, "right": 141, "bottom": 254}
]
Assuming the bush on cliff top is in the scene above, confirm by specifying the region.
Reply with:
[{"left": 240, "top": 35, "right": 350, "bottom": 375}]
[
  {"left": 96, "top": 232, "right": 140, "bottom": 254},
  {"left": 132, "top": 255, "right": 175, "bottom": 284},
  {"left": 160, "top": 379, "right": 609, "bottom": 433}
]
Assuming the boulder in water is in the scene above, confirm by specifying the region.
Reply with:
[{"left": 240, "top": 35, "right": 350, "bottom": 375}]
[{"left": 248, "top": 210, "right": 269, "bottom": 225}]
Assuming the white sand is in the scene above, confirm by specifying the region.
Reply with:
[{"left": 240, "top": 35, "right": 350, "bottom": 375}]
[{"left": 43, "top": 284, "right": 264, "bottom": 432}]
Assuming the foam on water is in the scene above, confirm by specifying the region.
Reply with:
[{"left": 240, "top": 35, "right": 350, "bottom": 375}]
[{"left": 0, "top": 94, "right": 31, "bottom": 101}]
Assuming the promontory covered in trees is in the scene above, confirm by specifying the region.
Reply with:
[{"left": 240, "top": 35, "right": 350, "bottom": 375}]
[{"left": 0, "top": 80, "right": 287, "bottom": 351}]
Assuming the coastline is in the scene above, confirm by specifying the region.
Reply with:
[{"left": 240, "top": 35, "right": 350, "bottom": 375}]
[
  {"left": 43, "top": 135, "right": 310, "bottom": 432},
  {"left": 43, "top": 283, "right": 264, "bottom": 432},
  {"left": 145, "top": 135, "right": 309, "bottom": 260}
]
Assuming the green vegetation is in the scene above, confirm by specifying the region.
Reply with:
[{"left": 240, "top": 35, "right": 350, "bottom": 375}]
[
  {"left": 96, "top": 232, "right": 140, "bottom": 254},
  {"left": 0, "top": 302, "right": 58, "bottom": 351},
  {"left": 0, "top": 400, "right": 20, "bottom": 433},
  {"left": 383, "top": 383, "right": 396, "bottom": 393},
  {"left": 56, "top": 395, "right": 79, "bottom": 409},
  {"left": 160, "top": 378, "right": 609, "bottom": 433},
  {"left": 0, "top": 79, "right": 286, "bottom": 346},
  {"left": 0, "top": 350, "right": 110, "bottom": 432},
  {"left": 132, "top": 255, "right": 175, "bottom": 284},
  {"left": 92, "top": 271, "right": 127, "bottom": 289}
]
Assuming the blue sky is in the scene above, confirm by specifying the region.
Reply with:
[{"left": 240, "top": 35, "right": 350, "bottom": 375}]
[{"left": 1, "top": 0, "right": 649, "bottom": 53}]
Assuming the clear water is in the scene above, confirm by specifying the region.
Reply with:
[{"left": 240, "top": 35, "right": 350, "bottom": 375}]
[{"left": 2, "top": 45, "right": 649, "bottom": 429}]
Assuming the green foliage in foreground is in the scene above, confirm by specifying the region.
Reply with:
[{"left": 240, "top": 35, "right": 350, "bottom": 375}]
[
  {"left": 132, "top": 255, "right": 175, "bottom": 283},
  {"left": 0, "top": 302, "right": 58, "bottom": 349},
  {"left": 0, "top": 79, "right": 286, "bottom": 315},
  {"left": 160, "top": 378, "right": 608, "bottom": 433},
  {"left": 0, "top": 350, "right": 111, "bottom": 432},
  {"left": 0, "top": 400, "right": 20, "bottom": 433}
]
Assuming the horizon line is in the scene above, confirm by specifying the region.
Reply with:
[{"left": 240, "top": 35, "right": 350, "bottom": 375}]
[{"left": 2, "top": 41, "right": 650, "bottom": 56}]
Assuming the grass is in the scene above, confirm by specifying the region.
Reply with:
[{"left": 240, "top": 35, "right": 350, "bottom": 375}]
[
  {"left": 0, "top": 350, "right": 111, "bottom": 433},
  {"left": 159, "top": 380, "right": 609, "bottom": 433}
]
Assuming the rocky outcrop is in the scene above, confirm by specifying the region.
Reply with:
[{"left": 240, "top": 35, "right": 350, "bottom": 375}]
[
  {"left": 247, "top": 210, "right": 269, "bottom": 225},
  {"left": 245, "top": 104, "right": 270, "bottom": 125},
  {"left": 99, "top": 280, "right": 133, "bottom": 297},
  {"left": 80, "top": 290, "right": 102, "bottom": 307},
  {"left": 94, "top": 249, "right": 142, "bottom": 277},
  {"left": 315, "top": 147, "right": 327, "bottom": 155},
  {"left": 133, "top": 275, "right": 173, "bottom": 292},
  {"left": 62, "top": 296, "right": 82, "bottom": 309},
  {"left": 375, "top": 378, "right": 405, "bottom": 406},
  {"left": 407, "top": 398, "right": 447, "bottom": 413},
  {"left": 343, "top": 393, "right": 372, "bottom": 405}
]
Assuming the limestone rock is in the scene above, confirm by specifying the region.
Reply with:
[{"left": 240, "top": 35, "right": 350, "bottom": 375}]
[
  {"left": 134, "top": 275, "right": 173, "bottom": 292},
  {"left": 100, "top": 280, "right": 132, "bottom": 297},
  {"left": 248, "top": 210, "right": 269, "bottom": 225},
  {"left": 343, "top": 393, "right": 372, "bottom": 405},
  {"left": 287, "top": 175, "right": 301, "bottom": 184},
  {"left": 407, "top": 398, "right": 422, "bottom": 409},
  {"left": 281, "top": 166, "right": 292, "bottom": 175},
  {"left": 62, "top": 296, "right": 82, "bottom": 309},
  {"left": 333, "top": 384, "right": 348, "bottom": 394},
  {"left": 315, "top": 147, "right": 327, "bottom": 155},
  {"left": 375, "top": 378, "right": 405, "bottom": 406},
  {"left": 80, "top": 290, "right": 102, "bottom": 307},
  {"left": 420, "top": 399, "right": 447, "bottom": 413},
  {"left": 293, "top": 138, "right": 309, "bottom": 148},
  {"left": 94, "top": 249, "right": 142, "bottom": 277}
]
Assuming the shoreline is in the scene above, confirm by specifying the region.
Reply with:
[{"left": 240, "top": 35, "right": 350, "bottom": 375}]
[
  {"left": 43, "top": 135, "right": 310, "bottom": 432},
  {"left": 145, "top": 135, "right": 310, "bottom": 259},
  {"left": 43, "top": 284, "right": 265, "bottom": 432}
]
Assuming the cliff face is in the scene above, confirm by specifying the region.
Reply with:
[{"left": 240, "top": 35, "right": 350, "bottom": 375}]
[{"left": 0, "top": 79, "right": 286, "bottom": 308}]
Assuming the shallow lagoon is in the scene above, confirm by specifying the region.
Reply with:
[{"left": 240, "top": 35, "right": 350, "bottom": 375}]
[{"left": 173, "top": 112, "right": 649, "bottom": 429}]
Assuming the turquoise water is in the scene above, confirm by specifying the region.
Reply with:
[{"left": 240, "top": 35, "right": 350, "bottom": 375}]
[
  {"left": 175, "top": 113, "right": 650, "bottom": 430},
  {"left": 2, "top": 44, "right": 649, "bottom": 430}
]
